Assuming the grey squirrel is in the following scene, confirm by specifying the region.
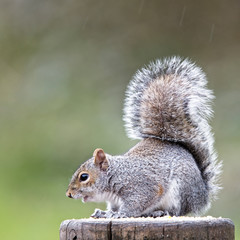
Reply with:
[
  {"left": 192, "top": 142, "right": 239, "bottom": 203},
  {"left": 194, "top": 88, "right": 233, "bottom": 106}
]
[{"left": 66, "top": 56, "right": 222, "bottom": 218}]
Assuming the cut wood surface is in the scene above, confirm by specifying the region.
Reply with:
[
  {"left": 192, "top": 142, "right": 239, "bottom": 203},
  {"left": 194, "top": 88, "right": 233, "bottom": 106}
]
[{"left": 60, "top": 216, "right": 234, "bottom": 240}]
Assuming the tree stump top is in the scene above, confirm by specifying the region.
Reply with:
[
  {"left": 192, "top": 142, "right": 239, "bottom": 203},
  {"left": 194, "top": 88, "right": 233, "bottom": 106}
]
[{"left": 60, "top": 216, "right": 234, "bottom": 240}]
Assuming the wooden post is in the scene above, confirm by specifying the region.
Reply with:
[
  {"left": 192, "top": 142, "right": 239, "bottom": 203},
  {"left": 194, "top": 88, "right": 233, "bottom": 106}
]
[{"left": 60, "top": 216, "right": 234, "bottom": 240}]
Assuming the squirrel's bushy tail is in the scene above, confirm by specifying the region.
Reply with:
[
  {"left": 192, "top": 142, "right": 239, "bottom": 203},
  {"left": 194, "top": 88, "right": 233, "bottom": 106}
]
[{"left": 123, "top": 56, "right": 221, "bottom": 202}]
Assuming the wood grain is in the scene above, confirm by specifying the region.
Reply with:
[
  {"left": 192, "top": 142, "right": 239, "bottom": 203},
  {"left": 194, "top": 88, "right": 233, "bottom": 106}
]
[{"left": 59, "top": 216, "right": 234, "bottom": 240}]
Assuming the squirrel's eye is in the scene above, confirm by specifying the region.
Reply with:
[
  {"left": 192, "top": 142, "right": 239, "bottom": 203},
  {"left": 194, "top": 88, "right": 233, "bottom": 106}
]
[{"left": 79, "top": 173, "right": 89, "bottom": 182}]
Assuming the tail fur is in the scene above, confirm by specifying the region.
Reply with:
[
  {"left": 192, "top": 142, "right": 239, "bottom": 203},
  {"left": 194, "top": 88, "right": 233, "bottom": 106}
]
[{"left": 123, "top": 56, "right": 221, "bottom": 202}]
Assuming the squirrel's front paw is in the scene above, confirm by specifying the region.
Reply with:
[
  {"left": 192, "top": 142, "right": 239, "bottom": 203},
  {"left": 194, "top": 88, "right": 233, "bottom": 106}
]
[
  {"left": 91, "top": 208, "right": 107, "bottom": 218},
  {"left": 105, "top": 210, "right": 127, "bottom": 219}
]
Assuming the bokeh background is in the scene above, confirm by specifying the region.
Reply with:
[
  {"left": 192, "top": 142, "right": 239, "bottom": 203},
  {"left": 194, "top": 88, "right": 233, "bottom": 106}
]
[{"left": 0, "top": 0, "right": 239, "bottom": 239}]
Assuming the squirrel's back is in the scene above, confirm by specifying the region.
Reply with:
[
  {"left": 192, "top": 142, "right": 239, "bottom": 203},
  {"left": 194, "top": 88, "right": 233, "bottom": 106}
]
[{"left": 123, "top": 56, "right": 221, "bottom": 204}]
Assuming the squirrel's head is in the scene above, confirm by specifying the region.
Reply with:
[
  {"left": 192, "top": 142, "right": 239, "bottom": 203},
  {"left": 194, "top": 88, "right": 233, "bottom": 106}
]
[{"left": 66, "top": 148, "right": 109, "bottom": 203}]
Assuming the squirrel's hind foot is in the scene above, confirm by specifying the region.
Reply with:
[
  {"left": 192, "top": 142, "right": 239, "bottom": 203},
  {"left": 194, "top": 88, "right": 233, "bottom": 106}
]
[{"left": 142, "top": 210, "right": 170, "bottom": 218}]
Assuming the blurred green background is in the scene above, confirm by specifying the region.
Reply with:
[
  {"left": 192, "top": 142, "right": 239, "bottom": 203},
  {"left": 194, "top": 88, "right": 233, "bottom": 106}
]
[{"left": 0, "top": 0, "right": 239, "bottom": 239}]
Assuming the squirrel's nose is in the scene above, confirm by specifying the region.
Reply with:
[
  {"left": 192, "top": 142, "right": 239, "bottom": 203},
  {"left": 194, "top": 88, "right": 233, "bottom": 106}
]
[{"left": 66, "top": 190, "right": 73, "bottom": 198}]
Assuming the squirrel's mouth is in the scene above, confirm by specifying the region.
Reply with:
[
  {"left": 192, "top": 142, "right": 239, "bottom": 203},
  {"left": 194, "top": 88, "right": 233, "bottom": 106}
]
[{"left": 82, "top": 196, "right": 89, "bottom": 202}]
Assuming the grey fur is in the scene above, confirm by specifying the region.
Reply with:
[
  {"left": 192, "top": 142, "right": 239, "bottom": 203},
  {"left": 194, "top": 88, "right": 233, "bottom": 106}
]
[
  {"left": 123, "top": 56, "right": 221, "bottom": 203},
  {"left": 67, "top": 56, "right": 221, "bottom": 218}
]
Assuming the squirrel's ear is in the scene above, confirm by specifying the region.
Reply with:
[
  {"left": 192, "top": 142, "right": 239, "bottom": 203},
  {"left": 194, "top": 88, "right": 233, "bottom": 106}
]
[{"left": 93, "top": 148, "right": 109, "bottom": 171}]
